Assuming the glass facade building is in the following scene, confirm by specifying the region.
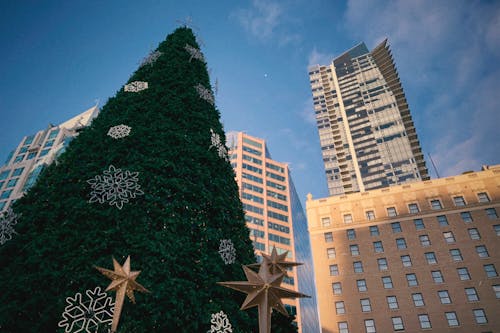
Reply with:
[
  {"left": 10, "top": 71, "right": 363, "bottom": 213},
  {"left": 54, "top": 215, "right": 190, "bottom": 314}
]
[
  {"left": 308, "top": 40, "right": 429, "bottom": 196},
  {"left": 227, "top": 131, "right": 320, "bottom": 333},
  {"left": 0, "top": 105, "right": 99, "bottom": 212}
]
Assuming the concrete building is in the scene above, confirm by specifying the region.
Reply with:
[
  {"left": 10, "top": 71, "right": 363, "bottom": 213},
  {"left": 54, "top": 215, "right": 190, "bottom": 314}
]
[
  {"left": 0, "top": 105, "right": 99, "bottom": 212},
  {"left": 306, "top": 165, "right": 500, "bottom": 332},
  {"left": 308, "top": 40, "right": 429, "bottom": 196},
  {"left": 227, "top": 131, "right": 320, "bottom": 333}
]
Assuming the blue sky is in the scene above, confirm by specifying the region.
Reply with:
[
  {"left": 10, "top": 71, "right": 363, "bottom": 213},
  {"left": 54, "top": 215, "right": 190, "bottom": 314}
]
[{"left": 1, "top": 0, "right": 499, "bottom": 205}]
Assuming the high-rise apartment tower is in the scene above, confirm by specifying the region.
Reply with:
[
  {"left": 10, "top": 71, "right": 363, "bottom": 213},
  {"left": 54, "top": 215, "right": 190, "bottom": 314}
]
[
  {"left": 227, "top": 131, "right": 320, "bottom": 333},
  {"left": 308, "top": 40, "right": 429, "bottom": 196}
]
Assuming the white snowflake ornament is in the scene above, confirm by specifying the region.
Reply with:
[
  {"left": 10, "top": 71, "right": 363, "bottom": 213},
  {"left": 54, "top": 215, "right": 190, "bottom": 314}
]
[
  {"left": 184, "top": 44, "right": 204, "bottom": 62},
  {"left": 107, "top": 125, "right": 131, "bottom": 139},
  {"left": 140, "top": 50, "right": 162, "bottom": 67},
  {"left": 208, "top": 311, "right": 233, "bottom": 333},
  {"left": 209, "top": 129, "right": 228, "bottom": 161},
  {"left": 124, "top": 81, "right": 148, "bottom": 92},
  {"left": 195, "top": 84, "right": 215, "bottom": 105},
  {"left": 218, "top": 239, "right": 236, "bottom": 265},
  {"left": 87, "top": 165, "right": 144, "bottom": 210},
  {"left": 0, "top": 208, "right": 19, "bottom": 245},
  {"left": 58, "top": 286, "right": 114, "bottom": 333}
]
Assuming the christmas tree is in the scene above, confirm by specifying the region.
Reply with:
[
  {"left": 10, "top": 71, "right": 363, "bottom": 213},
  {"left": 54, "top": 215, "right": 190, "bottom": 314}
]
[{"left": 0, "top": 27, "right": 298, "bottom": 332}]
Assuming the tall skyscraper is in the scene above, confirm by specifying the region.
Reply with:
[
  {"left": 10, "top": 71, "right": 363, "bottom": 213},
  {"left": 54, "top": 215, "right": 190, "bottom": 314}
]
[
  {"left": 306, "top": 165, "right": 500, "bottom": 332},
  {"left": 308, "top": 40, "right": 429, "bottom": 196},
  {"left": 0, "top": 105, "right": 99, "bottom": 212},
  {"left": 227, "top": 131, "right": 320, "bottom": 333}
]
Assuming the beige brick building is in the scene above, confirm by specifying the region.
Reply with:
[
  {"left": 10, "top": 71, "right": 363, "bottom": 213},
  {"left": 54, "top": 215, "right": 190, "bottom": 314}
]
[{"left": 306, "top": 165, "right": 500, "bottom": 332}]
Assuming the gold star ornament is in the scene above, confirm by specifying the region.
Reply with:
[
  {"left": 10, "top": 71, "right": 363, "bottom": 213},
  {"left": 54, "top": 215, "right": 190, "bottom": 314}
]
[
  {"left": 218, "top": 256, "right": 309, "bottom": 333},
  {"left": 95, "top": 256, "right": 149, "bottom": 333},
  {"left": 249, "top": 246, "right": 302, "bottom": 276}
]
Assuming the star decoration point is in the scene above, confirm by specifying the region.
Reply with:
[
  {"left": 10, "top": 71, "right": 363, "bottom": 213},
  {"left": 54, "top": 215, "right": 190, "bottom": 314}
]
[
  {"left": 95, "top": 256, "right": 149, "bottom": 332},
  {"left": 218, "top": 256, "right": 309, "bottom": 333}
]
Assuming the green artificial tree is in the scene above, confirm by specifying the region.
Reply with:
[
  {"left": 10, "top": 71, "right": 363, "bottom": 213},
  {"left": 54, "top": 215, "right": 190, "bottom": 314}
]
[{"left": 0, "top": 27, "right": 298, "bottom": 332}]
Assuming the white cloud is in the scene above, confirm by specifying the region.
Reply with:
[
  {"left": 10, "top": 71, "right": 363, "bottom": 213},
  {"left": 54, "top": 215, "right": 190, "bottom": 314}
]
[
  {"left": 307, "top": 47, "right": 334, "bottom": 67},
  {"left": 299, "top": 97, "right": 316, "bottom": 125},
  {"left": 230, "top": 0, "right": 301, "bottom": 46},
  {"left": 231, "top": 0, "right": 283, "bottom": 41}
]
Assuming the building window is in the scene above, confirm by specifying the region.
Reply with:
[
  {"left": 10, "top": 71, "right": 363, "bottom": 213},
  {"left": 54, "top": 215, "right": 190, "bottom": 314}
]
[
  {"left": 366, "top": 210, "right": 375, "bottom": 220},
  {"left": 12, "top": 168, "right": 24, "bottom": 176},
  {"left": 373, "top": 241, "right": 384, "bottom": 253},
  {"left": 430, "top": 199, "right": 442, "bottom": 210},
  {"left": 6, "top": 178, "right": 18, "bottom": 188},
  {"left": 406, "top": 273, "right": 418, "bottom": 286},
  {"left": 347, "top": 229, "right": 356, "bottom": 240},
  {"left": 386, "top": 296, "right": 399, "bottom": 309},
  {"left": 468, "top": 228, "right": 481, "bottom": 240},
  {"left": 425, "top": 252, "right": 437, "bottom": 264},
  {"left": 391, "top": 316, "right": 404, "bottom": 331},
  {"left": 445, "top": 312, "right": 459, "bottom": 327},
  {"left": 486, "top": 208, "right": 498, "bottom": 219},
  {"left": 412, "top": 293, "right": 425, "bottom": 306},
  {"left": 419, "top": 235, "right": 431, "bottom": 247},
  {"left": 382, "top": 276, "right": 393, "bottom": 289},
  {"left": 414, "top": 218, "right": 425, "bottom": 230},
  {"left": 0, "top": 170, "right": 10, "bottom": 180},
  {"left": 357, "top": 279, "right": 367, "bottom": 292},
  {"left": 484, "top": 264, "right": 498, "bottom": 278},
  {"left": 494, "top": 224, "right": 500, "bottom": 236},
  {"left": 335, "top": 301, "right": 345, "bottom": 314},
  {"left": 457, "top": 267, "right": 471, "bottom": 280},
  {"left": 324, "top": 232, "right": 333, "bottom": 243},
  {"left": 338, "top": 322, "right": 348, "bottom": 333},
  {"left": 453, "top": 196, "right": 466, "bottom": 206},
  {"left": 360, "top": 298, "right": 371, "bottom": 312},
  {"left": 364, "top": 319, "right": 376, "bottom": 333},
  {"left": 343, "top": 214, "right": 353, "bottom": 223},
  {"left": 449, "top": 249, "right": 463, "bottom": 261},
  {"left": 437, "top": 215, "right": 448, "bottom": 226},
  {"left": 476, "top": 245, "right": 489, "bottom": 258},
  {"left": 408, "top": 203, "right": 419, "bottom": 213},
  {"left": 329, "top": 264, "right": 339, "bottom": 276},
  {"left": 438, "top": 290, "right": 451, "bottom": 304},
  {"left": 369, "top": 225, "right": 379, "bottom": 236},
  {"left": 460, "top": 211, "right": 473, "bottom": 223},
  {"left": 14, "top": 155, "right": 25, "bottom": 163},
  {"left": 353, "top": 261, "right": 363, "bottom": 273},
  {"left": 387, "top": 207, "right": 397, "bottom": 217},
  {"left": 396, "top": 238, "right": 407, "bottom": 249},
  {"left": 377, "top": 258, "right": 388, "bottom": 271},
  {"left": 391, "top": 222, "right": 402, "bottom": 233},
  {"left": 327, "top": 248, "right": 336, "bottom": 259},
  {"left": 473, "top": 309, "right": 488, "bottom": 324},
  {"left": 321, "top": 217, "right": 331, "bottom": 226},
  {"left": 431, "top": 270, "right": 444, "bottom": 283},
  {"left": 465, "top": 287, "right": 479, "bottom": 301},
  {"left": 418, "top": 314, "right": 431, "bottom": 329},
  {"left": 38, "top": 148, "right": 50, "bottom": 157},
  {"left": 443, "top": 231, "right": 455, "bottom": 243},
  {"left": 493, "top": 285, "right": 500, "bottom": 299},
  {"left": 477, "top": 192, "right": 490, "bottom": 203},
  {"left": 0, "top": 202, "right": 6, "bottom": 211},
  {"left": 350, "top": 244, "right": 360, "bottom": 256},
  {"left": 401, "top": 255, "right": 412, "bottom": 267},
  {"left": 332, "top": 282, "right": 342, "bottom": 295},
  {"left": 0, "top": 190, "right": 12, "bottom": 200}
]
